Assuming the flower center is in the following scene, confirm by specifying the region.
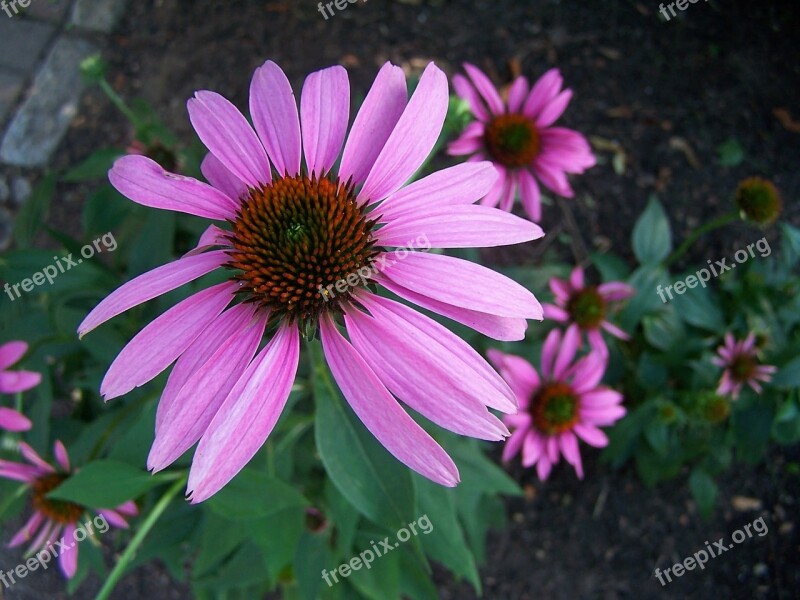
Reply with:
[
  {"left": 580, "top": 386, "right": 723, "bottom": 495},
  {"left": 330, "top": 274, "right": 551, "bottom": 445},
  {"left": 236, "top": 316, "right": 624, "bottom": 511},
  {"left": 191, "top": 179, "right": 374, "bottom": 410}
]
[
  {"left": 735, "top": 177, "right": 782, "bottom": 225},
  {"left": 567, "top": 286, "right": 607, "bottom": 329},
  {"left": 31, "top": 473, "right": 85, "bottom": 524},
  {"left": 226, "top": 173, "right": 378, "bottom": 327},
  {"left": 484, "top": 114, "right": 541, "bottom": 168},
  {"left": 531, "top": 382, "right": 579, "bottom": 435},
  {"left": 730, "top": 354, "right": 757, "bottom": 383}
]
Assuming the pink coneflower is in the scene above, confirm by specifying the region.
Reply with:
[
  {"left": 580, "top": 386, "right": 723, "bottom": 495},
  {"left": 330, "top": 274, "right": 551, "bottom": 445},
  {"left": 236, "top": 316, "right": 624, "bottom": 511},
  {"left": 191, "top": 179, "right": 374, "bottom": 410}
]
[
  {"left": 712, "top": 333, "right": 777, "bottom": 399},
  {"left": 447, "top": 63, "right": 595, "bottom": 222},
  {"left": 487, "top": 327, "right": 625, "bottom": 481},
  {"left": 542, "top": 266, "right": 634, "bottom": 356},
  {"left": 78, "top": 60, "right": 544, "bottom": 502},
  {"left": 0, "top": 341, "right": 41, "bottom": 432},
  {"left": 0, "top": 440, "right": 137, "bottom": 578}
]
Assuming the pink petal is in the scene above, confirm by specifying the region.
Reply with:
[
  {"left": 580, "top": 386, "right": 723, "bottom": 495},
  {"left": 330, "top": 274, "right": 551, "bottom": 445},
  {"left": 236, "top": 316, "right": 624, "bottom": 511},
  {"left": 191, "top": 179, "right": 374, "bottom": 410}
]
[
  {"left": 188, "top": 91, "right": 271, "bottom": 188},
  {"left": 53, "top": 440, "right": 70, "bottom": 471},
  {"left": 540, "top": 328, "right": 561, "bottom": 380},
  {"left": 486, "top": 348, "right": 541, "bottom": 403},
  {"left": 523, "top": 68, "right": 563, "bottom": 120},
  {"left": 0, "top": 408, "right": 31, "bottom": 432},
  {"left": 549, "top": 277, "right": 572, "bottom": 303},
  {"left": 542, "top": 304, "right": 569, "bottom": 323},
  {"left": 447, "top": 135, "right": 483, "bottom": 156},
  {"left": 78, "top": 250, "right": 227, "bottom": 338},
  {"left": 340, "top": 62, "right": 408, "bottom": 186},
  {"left": 183, "top": 225, "right": 230, "bottom": 258},
  {"left": 463, "top": 63, "right": 505, "bottom": 116},
  {"left": 502, "top": 427, "right": 528, "bottom": 462},
  {"left": 507, "top": 76, "right": 530, "bottom": 113},
  {"left": 200, "top": 153, "right": 247, "bottom": 201},
  {"left": 601, "top": 320, "right": 630, "bottom": 340},
  {"left": 250, "top": 60, "right": 302, "bottom": 177},
  {"left": 380, "top": 252, "right": 542, "bottom": 319},
  {"left": 522, "top": 431, "right": 545, "bottom": 468},
  {"left": 0, "top": 341, "right": 27, "bottom": 370},
  {"left": 0, "top": 459, "right": 40, "bottom": 482},
  {"left": 376, "top": 204, "right": 543, "bottom": 249},
  {"left": 8, "top": 511, "right": 44, "bottom": 548},
  {"left": 452, "top": 73, "right": 489, "bottom": 122},
  {"left": 377, "top": 276, "right": 529, "bottom": 341},
  {"left": 109, "top": 155, "right": 239, "bottom": 220},
  {"left": 553, "top": 323, "right": 580, "bottom": 379},
  {"left": 597, "top": 282, "right": 635, "bottom": 301},
  {"left": 498, "top": 170, "right": 517, "bottom": 212},
  {"left": 300, "top": 66, "right": 350, "bottom": 176},
  {"left": 569, "top": 352, "right": 608, "bottom": 394},
  {"left": 345, "top": 298, "right": 512, "bottom": 437},
  {"left": 579, "top": 389, "right": 624, "bottom": 409},
  {"left": 58, "top": 524, "right": 78, "bottom": 578},
  {"left": 187, "top": 323, "right": 299, "bottom": 503},
  {"left": 580, "top": 405, "right": 626, "bottom": 425},
  {"left": 320, "top": 315, "right": 459, "bottom": 486},
  {"left": 559, "top": 431, "right": 583, "bottom": 478},
  {"left": 115, "top": 500, "right": 139, "bottom": 517},
  {"left": 377, "top": 162, "right": 498, "bottom": 222},
  {"left": 0, "top": 371, "right": 41, "bottom": 394},
  {"left": 569, "top": 267, "right": 585, "bottom": 289},
  {"left": 155, "top": 303, "right": 259, "bottom": 434},
  {"left": 573, "top": 423, "right": 609, "bottom": 447},
  {"left": 149, "top": 308, "right": 267, "bottom": 472},
  {"left": 359, "top": 63, "right": 448, "bottom": 203},
  {"left": 97, "top": 509, "right": 129, "bottom": 529},
  {"left": 480, "top": 164, "right": 507, "bottom": 208},
  {"left": 100, "top": 282, "right": 236, "bottom": 400},
  {"left": 536, "top": 455, "right": 552, "bottom": 480},
  {"left": 533, "top": 160, "right": 574, "bottom": 197},
  {"left": 28, "top": 520, "right": 58, "bottom": 554},
  {"left": 19, "top": 442, "right": 54, "bottom": 473},
  {"left": 588, "top": 329, "right": 609, "bottom": 358},
  {"left": 518, "top": 168, "right": 542, "bottom": 222},
  {"left": 535, "top": 89, "right": 573, "bottom": 128}
]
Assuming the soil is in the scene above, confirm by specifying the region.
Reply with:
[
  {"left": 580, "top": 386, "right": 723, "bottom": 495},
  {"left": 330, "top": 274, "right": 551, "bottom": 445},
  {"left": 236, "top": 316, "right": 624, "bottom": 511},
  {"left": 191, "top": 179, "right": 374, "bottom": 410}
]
[{"left": 6, "top": 0, "right": 800, "bottom": 598}]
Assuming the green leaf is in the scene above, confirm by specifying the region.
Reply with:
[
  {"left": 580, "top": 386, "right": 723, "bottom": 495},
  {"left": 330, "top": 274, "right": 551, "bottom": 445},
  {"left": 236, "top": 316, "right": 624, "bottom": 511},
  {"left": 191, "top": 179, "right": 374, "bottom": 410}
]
[
  {"left": 48, "top": 459, "right": 167, "bottom": 508},
  {"left": 206, "top": 468, "right": 306, "bottom": 520},
  {"left": 670, "top": 283, "right": 725, "bottom": 332},
  {"left": 643, "top": 306, "right": 686, "bottom": 352},
  {"left": 591, "top": 251, "right": 631, "bottom": 282},
  {"left": 312, "top": 341, "right": 416, "bottom": 528},
  {"left": 731, "top": 401, "right": 774, "bottom": 463},
  {"left": 12, "top": 174, "right": 56, "bottom": 248},
  {"left": 82, "top": 184, "right": 133, "bottom": 236},
  {"left": 689, "top": 468, "right": 717, "bottom": 518},
  {"left": 619, "top": 265, "right": 670, "bottom": 331},
  {"left": 773, "top": 355, "right": 800, "bottom": 387},
  {"left": 717, "top": 138, "right": 744, "bottom": 167},
  {"left": 631, "top": 196, "right": 672, "bottom": 265},
  {"left": 347, "top": 540, "right": 402, "bottom": 600},
  {"left": 63, "top": 148, "right": 124, "bottom": 182},
  {"left": 294, "top": 532, "right": 331, "bottom": 600}
]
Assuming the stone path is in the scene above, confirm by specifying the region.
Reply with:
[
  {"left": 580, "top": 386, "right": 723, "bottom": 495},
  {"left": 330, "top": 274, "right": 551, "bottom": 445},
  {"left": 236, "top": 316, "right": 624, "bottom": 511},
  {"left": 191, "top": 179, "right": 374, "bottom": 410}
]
[{"left": 0, "top": 0, "right": 127, "bottom": 248}]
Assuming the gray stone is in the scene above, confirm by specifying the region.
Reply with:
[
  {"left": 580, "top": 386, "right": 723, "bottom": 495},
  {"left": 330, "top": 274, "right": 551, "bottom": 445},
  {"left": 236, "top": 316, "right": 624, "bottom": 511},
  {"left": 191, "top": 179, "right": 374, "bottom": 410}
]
[
  {"left": 24, "top": 0, "right": 73, "bottom": 22},
  {"left": 0, "top": 36, "right": 97, "bottom": 167},
  {"left": 0, "top": 18, "right": 55, "bottom": 74},
  {"left": 10, "top": 174, "right": 31, "bottom": 205},
  {"left": 0, "top": 70, "right": 24, "bottom": 123},
  {"left": 70, "top": 0, "right": 127, "bottom": 32}
]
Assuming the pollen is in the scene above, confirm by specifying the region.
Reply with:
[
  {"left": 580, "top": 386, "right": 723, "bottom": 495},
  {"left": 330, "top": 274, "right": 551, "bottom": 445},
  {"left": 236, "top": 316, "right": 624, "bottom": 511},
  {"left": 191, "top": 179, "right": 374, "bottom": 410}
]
[
  {"left": 531, "top": 382, "right": 579, "bottom": 435},
  {"left": 484, "top": 114, "right": 541, "bottom": 168}
]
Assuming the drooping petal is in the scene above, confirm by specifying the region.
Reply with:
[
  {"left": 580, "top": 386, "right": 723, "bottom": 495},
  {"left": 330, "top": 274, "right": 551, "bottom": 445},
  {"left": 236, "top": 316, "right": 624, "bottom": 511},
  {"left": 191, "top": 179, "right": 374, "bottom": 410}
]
[
  {"left": 559, "top": 431, "right": 583, "bottom": 478},
  {"left": 300, "top": 66, "right": 350, "bottom": 176},
  {"left": 376, "top": 162, "right": 497, "bottom": 221},
  {"left": 101, "top": 282, "right": 236, "bottom": 400},
  {"left": 188, "top": 91, "right": 272, "bottom": 188},
  {"left": 597, "top": 281, "right": 635, "bottom": 301},
  {"left": 463, "top": 63, "right": 505, "bottom": 116},
  {"left": 502, "top": 427, "right": 527, "bottom": 463},
  {"left": 486, "top": 348, "right": 541, "bottom": 403},
  {"left": 569, "top": 352, "right": 608, "bottom": 394},
  {"left": 573, "top": 422, "right": 609, "bottom": 447},
  {"left": 601, "top": 320, "right": 630, "bottom": 340},
  {"left": 8, "top": 511, "right": 44, "bottom": 547},
  {"left": 58, "top": 524, "right": 78, "bottom": 578},
  {"left": 149, "top": 308, "right": 267, "bottom": 472},
  {"left": 320, "top": 315, "right": 459, "bottom": 486},
  {"left": 553, "top": 323, "right": 580, "bottom": 379},
  {"left": 542, "top": 303, "right": 569, "bottom": 322},
  {"left": 78, "top": 250, "right": 227, "bottom": 338},
  {"left": 250, "top": 60, "right": 302, "bottom": 176},
  {"left": 518, "top": 168, "right": 542, "bottom": 222},
  {"left": 380, "top": 252, "right": 542, "bottom": 319},
  {"left": 53, "top": 440, "right": 70, "bottom": 471},
  {"left": 0, "top": 371, "right": 41, "bottom": 394},
  {"left": 507, "top": 76, "right": 530, "bottom": 113},
  {"left": 109, "top": 155, "right": 239, "bottom": 220},
  {"left": 97, "top": 509, "right": 129, "bottom": 529},
  {"left": 200, "top": 153, "right": 247, "bottom": 201},
  {"left": 339, "top": 62, "right": 407, "bottom": 186},
  {"left": 359, "top": 63, "right": 448, "bottom": 203},
  {"left": 0, "top": 341, "right": 27, "bottom": 370},
  {"left": 183, "top": 225, "right": 230, "bottom": 258},
  {"left": 377, "top": 276, "right": 529, "bottom": 341},
  {"left": 115, "top": 500, "right": 139, "bottom": 517},
  {"left": 523, "top": 432, "right": 545, "bottom": 469},
  {"left": 452, "top": 73, "right": 489, "bottom": 122},
  {"left": 0, "top": 459, "right": 40, "bottom": 482},
  {"left": 375, "top": 204, "right": 543, "bottom": 249},
  {"left": 0, "top": 408, "right": 31, "bottom": 432},
  {"left": 19, "top": 442, "right": 55, "bottom": 473},
  {"left": 187, "top": 323, "right": 299, "bottom": 503}
]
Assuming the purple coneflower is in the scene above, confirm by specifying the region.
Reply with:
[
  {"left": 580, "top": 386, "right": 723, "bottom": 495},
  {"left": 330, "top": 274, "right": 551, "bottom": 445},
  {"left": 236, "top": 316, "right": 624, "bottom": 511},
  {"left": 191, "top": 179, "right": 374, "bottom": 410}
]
[
  {"left": 712, "top": 333, "right": 776, "bottom": 399},
  {"left": 0, "top": 341, "right": 41, "bottom": 432}
]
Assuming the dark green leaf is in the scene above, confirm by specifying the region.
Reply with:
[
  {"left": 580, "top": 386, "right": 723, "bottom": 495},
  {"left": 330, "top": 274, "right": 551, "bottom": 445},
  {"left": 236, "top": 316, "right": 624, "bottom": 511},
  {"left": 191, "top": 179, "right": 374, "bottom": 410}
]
[
  {"left": 206, "top": 468, "right": 306, "bottom": 520},
  {"left": 12, "top": 174, "right": 56, "bottom": 248},
  {"left": 632, "top": 196, "right": 672, "bottom": 265},
  {"left": 63, "top": 148, "right": 124, "bottom": 182},
  {"left": 689, "top": 468, "right": 717, "bottom": 518},
  {"left": 48, "top": 459, "right": 166, "bottom": 507}
]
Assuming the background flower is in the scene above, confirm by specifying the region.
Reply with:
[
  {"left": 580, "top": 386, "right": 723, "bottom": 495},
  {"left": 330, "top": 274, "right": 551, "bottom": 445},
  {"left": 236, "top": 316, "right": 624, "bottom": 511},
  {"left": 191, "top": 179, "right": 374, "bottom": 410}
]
[{"left": 712, "top": 332, "right": 777, "bottom": 399}]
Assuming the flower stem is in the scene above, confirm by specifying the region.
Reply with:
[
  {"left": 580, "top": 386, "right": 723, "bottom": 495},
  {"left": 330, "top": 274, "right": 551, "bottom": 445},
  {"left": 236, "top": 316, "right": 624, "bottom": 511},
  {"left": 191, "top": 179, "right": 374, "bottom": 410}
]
[
  {"left": 98, "top": 78, "right": 146, "bottom": 131},
  {"left": 94, "top": 475, "right": 187, "bottom": 600},
  {"left": 665, "top": 212, "right": 738, "bottom": 267}
]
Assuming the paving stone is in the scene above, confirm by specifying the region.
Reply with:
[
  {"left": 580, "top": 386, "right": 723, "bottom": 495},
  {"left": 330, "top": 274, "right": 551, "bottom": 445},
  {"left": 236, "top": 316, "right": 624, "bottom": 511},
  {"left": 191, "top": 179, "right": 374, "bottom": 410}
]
[
  {"left": 70, "top": 0, "right": 126, "bottom": 32},
  {"left": 0, "top": 36, "right": 97, "bottom": 167},
  {"left": 0, "top": 17, "right": 54, "bottom": 74},
  {"left": 23, "top": 0, "right": 73, "bottom": 22},
  {"left": 0, "top": 70, "right": 24, "bottom": 123},
  {"left": 10, "top": 174, "right": 31, "bottom": 205}
]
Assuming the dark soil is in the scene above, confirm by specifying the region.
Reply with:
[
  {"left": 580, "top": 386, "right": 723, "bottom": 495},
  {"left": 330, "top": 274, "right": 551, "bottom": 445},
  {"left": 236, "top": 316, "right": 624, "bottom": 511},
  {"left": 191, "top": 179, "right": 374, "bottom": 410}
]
[{"left": 7, "top": 0, "right": 800, "bottom": 598}]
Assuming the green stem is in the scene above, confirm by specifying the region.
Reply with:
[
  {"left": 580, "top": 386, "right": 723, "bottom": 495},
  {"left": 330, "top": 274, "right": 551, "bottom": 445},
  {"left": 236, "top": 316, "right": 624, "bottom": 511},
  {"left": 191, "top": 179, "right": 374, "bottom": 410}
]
[
  {"left": 94, "top": 475, "right": 186, "bottom": 600},
  {"left": 98, "top": 79, "right": 146, "bottom": 130},
  {"left": 665, "top": 212, "right": 738, "bottom": 267}
]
